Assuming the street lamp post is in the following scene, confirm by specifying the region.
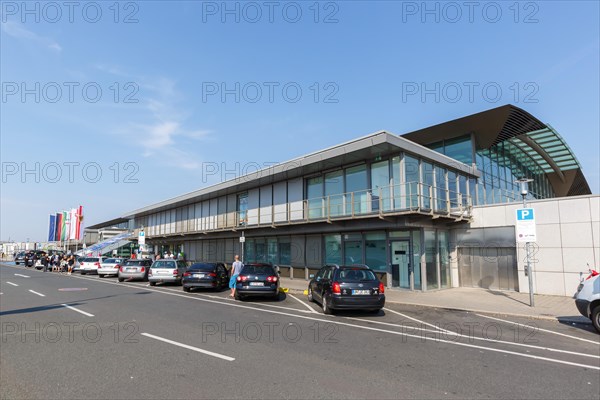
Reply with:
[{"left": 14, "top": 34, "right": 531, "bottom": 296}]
[{"left": 516, "top": 178, "right": 535, "bottom": 307}]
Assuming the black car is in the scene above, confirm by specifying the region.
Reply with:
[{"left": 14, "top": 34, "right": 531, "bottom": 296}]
[
  {"left": 15, "top": 251, "right": 26, "bottom": 265},
  {"left": 182, "top": 262, "right": 229, "bottom": 292},
  {"left": 308, "top": 264, "right": 385, "bottom": 314},
  {"left": 234, "top": 263, "right": 280, "bottom": 300},
  {"left": 23, "top": 251, "right": 36, "bottom": 267}
]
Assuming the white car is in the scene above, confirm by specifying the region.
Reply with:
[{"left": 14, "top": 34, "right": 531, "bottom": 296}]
[
  {"left": 79, "top": 257, "right": 107, "bottom": 275},
  {"left": 575, "top": 269, "right": 600, "bottom": 333},
  {"left": 98, "top": 257, "right": 127, "bottom": 277}
]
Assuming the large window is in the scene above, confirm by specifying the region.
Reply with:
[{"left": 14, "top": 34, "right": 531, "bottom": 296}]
[
  {"left": 307, "top": 177, "right": 324, "bottom": 219},
  {"left": 345, "top": 165, "right": 368, "bottom": 215},
  {"left": 324, "top": 234, "right": 342, "bottom": 265},
  {"left": 425, "top": 230, "right": 438, "bottom": 289},
  {"left": 438, "top": 231, "right": 450, "bottom": 288},
  {"left": 267, "top": 238, "right": 277, "bottom": 264},
  {"left": 325, "top": 170, "right": 344, "bottom": 217},
  {"left": 279, "top": 237, "right": 291, "bottom": 266},
  {"left": 237, "top": 193, "right": 248, "bottom": 226},
  {"left": 422, "top": 162, "right": 434, "bottom": 209},
  {"left": 365, "top": 232, "right": 386, "bottom": 271},
  {"left": 371, "top": 161, "right": 390, "bottom": 211},
  {"left": 435, "top": 166, "right": 447, "bottom": 211},
  {"left": 343, "top": 234, "right": 363, "bottom": 264}
]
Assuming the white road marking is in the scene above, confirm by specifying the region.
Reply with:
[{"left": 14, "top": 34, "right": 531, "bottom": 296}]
[
  {"left": 288, "top": 293, "right": 319, "bottom": 314},
  {"left": 14, "top": 274, "right": 30, "bottom": 278},
  {"left": 475, "top": 314, "right": 600, "bottom": 345},
  {"left": 61, "top": 303, "right": 95, "bottom": 317},
  {"left": 342, "top": 315, "right": 600, "bottom": 359},
  {"left": 6, "top": 282, "right": 18, "bottom": 287},
  {"left": 28, "top": 290, "right": 45, "bottom": 297},
  {"left": 26, "top": 269, "right": 600, "bottom": 371},
  {"left": 141, "top": 333, "right": 235, "bottom": 361},
  {"left": 384, "top": 307, "right": 454, "bottom": 334}
]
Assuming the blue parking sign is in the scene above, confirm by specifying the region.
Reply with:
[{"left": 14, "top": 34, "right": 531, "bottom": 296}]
[{"left": 517, "top": 208, "right": 534, "bottom": 221}]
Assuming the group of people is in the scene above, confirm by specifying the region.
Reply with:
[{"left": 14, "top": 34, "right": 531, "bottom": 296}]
[{"left": 40, "top": 253, "right": 76, "bottom": 274}]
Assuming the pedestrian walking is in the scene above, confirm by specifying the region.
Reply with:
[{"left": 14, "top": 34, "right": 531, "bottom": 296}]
[
  {"left": 229, "top": 255, "right": 244, "bottom": 298},
  {"left": 67, "top": 255, "right": 75, "bottom": 275}
]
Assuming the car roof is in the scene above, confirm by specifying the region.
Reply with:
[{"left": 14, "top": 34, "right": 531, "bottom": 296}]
[
  {"left": 325, "top": 264, "right": 371, "bottom": 270},
  {"left": 244, "top": 263, "right": 273, "bottom": 267}
]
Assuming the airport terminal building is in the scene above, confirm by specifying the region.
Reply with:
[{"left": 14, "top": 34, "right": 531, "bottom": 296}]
[{"left": 89, "top": 105, "right": 598, "bottom": 296}]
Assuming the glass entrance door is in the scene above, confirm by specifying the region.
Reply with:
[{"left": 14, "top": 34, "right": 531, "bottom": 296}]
[{"left": 391, "top": 240, "right": 411, "bottom": 289}]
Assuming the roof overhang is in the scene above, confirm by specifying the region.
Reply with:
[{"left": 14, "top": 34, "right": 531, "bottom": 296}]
[
  {"left": 124, "top": 131, "right": 479, "bottom": 218},
  {"left": 403, "top": 105, "right": 591, "bottom": 197}
]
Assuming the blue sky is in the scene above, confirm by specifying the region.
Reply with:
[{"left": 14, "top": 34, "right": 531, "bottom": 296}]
[{"left": 1, "top": 0, "right": 599, "bottom": 242}]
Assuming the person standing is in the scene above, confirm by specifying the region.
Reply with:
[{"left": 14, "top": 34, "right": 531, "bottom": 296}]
[
  {"left": 229, "top": 255, "right": 244, "bottom": 299},
  {"left": 42, "top": 254, "right": 49, "bottom": 272}
]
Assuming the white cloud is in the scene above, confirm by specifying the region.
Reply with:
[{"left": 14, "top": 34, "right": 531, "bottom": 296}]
[{"left": 1, "top": 21, "right": 62, "bottom": 52}]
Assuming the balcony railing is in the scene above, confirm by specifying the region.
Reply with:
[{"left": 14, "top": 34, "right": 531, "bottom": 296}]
[{"left": 144, "top": 182, "right": 472, "bottom": 237}]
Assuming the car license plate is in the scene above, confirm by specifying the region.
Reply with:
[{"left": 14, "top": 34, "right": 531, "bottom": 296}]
[
  {"left": 352, "top": 290, "right": 370, "bottom": 295},
  {"left": 194, "top": 273, "right": 204, "bottom": 278},
  {"left": 126, "top": 268, "right": 134, "bottom": 272},
  {"left": 249, "top": 282, "right": 264, "bottom": 286}
]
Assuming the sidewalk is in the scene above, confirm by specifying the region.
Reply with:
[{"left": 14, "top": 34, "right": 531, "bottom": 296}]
[{"left": 280, "top": 277, "right": 584, "bottom": 322}]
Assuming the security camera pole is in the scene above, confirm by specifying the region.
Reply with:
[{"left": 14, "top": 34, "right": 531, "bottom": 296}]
[{"left": 516, "top": 178, "right": 535, "bottom": 307}]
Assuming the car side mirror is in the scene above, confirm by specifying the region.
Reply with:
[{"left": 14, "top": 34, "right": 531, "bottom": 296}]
[{"left": 309, "top": 274, "right": 315, "bottom": 279}]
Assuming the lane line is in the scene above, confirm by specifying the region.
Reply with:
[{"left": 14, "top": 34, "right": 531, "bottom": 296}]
[
  {"left": 288, "top": 293, "right": 319, "bottom": 314},
  {"left": 141, "top": 333, "right": 235, "bottom": 361},
  {"left": 341, "top": 316, "right": 599, "bottom": 359},
  {"left": 384, "top": 307, "right": 454, "bottom": 334},
  {"left": 475, "top": 314, "right": 600, "bottom": 345},
  {"left": 61, "top": 304, "right": 95, "bottom": 317},
  {"left": 61, "top": 272, "right": 600, "bottom": 371},
  {"left": 28, "top": 290, "right": 45, "bottom": 297},
  {"left": 14, "top": 274, "right": 30, "bottom": 278},
  {"left": 6, "top": 282, "right": 18, "bottom": 287}
]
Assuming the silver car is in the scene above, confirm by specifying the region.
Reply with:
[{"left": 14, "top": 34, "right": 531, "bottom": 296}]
[
  {"left": 98, "top": 257, "right": 127, "bottom": 277},
  {"left": 118, "top": 259, "right": 153, "bottom": 282},
  {"left": 148, "top": 259, "right": 187, "bottom": 286}
]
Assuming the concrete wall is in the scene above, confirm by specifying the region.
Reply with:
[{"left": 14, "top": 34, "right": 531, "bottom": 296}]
[{"left": 463, "top": 195, "right": 599, "bottom": 296}]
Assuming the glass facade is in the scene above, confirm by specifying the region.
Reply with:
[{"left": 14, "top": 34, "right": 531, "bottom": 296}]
[{"left": 365, "top": 232, "right": 386, "bottom": 271}]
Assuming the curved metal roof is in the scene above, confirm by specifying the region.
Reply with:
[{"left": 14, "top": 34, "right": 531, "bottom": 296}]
[{"left": 403, "top": 105, "right": 591, "bottom": 197}]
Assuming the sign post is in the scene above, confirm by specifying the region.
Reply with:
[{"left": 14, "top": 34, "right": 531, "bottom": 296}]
[
  {"left": 515, "top": 177, "right": 536, "bottom": 307},
  {"left": 239, "top": 231, "right": 245, "bottom": 263}
]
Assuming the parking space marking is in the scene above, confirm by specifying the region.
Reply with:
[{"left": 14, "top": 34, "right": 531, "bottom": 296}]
[
  {"left": 475, "top": 314, "right": 600, "bottom": 345},
  {"left": 14, "top": 274, "right": 30, "bottom": 278},
  {"left": 288, "top": 293, "right": 319, "bottom": 314},
  {"left": 141, "top": 333, "right": 235, "bottom": 361},
  {"left": 28, "top": 290, "right": 45, "bottom": 297},
  {"left": 7, "top": 265, "right": 598, "bottom": 370},
  {"left": 61, "top": 303, "right": 95, "bottom": 317},
  {"left": 6, "top": 282, "right": 19, "bottom": 287}
]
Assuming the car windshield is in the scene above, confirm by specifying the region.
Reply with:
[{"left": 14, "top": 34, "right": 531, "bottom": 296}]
[
  {"left": 189, "top": 263, "right": 216, "bottom": 271},
  {"left": 85, "top": 258, "right": 99, "bottom": 262},
  {"left": 124, "top": 260, "right": 145, "bottom": 266},
  {"left": 241, "top": 265, "right": 275, "bottom": 275},
  {"left": 338, "top": 269, "right": 377, "bottom": 281},
  {"left": 152, "top": 261, "right": 176, "bottom": 268}
]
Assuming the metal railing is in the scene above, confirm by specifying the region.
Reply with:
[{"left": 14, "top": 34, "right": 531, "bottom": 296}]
[{"left": 144, "top": 182, "right": 472, "bottom": 237}]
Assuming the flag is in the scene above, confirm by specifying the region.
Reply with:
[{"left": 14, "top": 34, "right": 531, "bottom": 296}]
[
  {"left": 75, "top": 205, "right": 83, "bottom": 240},
  {"left": 48, "top": 215, "right": 56, "bottom": 241},
  {"left": 69, "top": 208, "right": 78, "bottom": 240},
  {"left": 61, "top": 211, "right": 68, "bottom": 241},
  {"left": 56, "top": 213, "right": 63, "bottom": 242}
]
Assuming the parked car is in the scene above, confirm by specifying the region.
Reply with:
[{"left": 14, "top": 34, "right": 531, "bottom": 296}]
[
  {"left": 148, "top": 259, "right": 187, "bottom": 286},
  {"left": 79, "top": 257, "right": 107, "bottom": 275},
  {"left": 234, "top": 263, "right": 280, "bottom": 301},
  {"left": 182, "top": 262, "right": 229, "bottom": 292},
  {"left": 308, "top": 264, "right": 385, "bottom": 314},
  {"left": 98, "top": 257, "right": 127, "bottom": 277},
  {"left": 15, "top": 251, "right": 26, "bottom": 265},
  {"left": 574, "top": 268, "right": 600, "bottom": 333},
  {"left": 118, "top": 259, "right": 153, "bottom": 282}
]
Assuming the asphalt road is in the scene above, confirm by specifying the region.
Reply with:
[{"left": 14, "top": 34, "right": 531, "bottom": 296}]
[{"left": 1, "top": 262, "right": 599, "bottom": 399}]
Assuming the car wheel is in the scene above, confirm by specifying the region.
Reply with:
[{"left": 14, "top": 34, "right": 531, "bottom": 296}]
[
  {"left": 81, "top": 272, "right": 87, "bottom": 275},
  {"left": 322, "top": 295, "right": 333, "bottom": 315},
  {"left": 118, "top": 278, "right": 124, "bottom": 282},
  {"left": 149, "top": 282, "right": 156, "bottom": 286},
  {"left": 272, "top": 292, "right": 280, "bottom": 301},
  {"left": 592, "top": 305, "right": 600, "bottom": 334},
  {"left": 307, "top": 288, "right": 314, "bottom": 302},
  {"left": 183, "top": 286, "right": 190, "bottom": 293},
  {"left": 234, "top": 293, "right": 242, "bottom": 301},
  {"left": 370, "top": 308, "right": 382, "bottom": 315}
]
